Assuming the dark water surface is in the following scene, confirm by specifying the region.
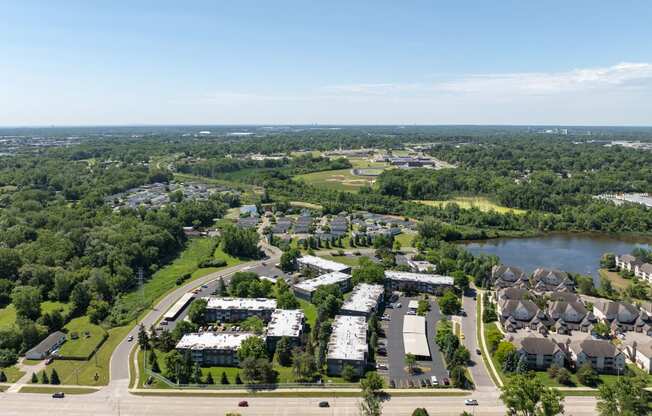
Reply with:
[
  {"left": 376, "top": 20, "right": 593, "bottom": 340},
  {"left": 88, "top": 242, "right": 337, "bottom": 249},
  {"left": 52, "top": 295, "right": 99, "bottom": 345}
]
[{"left": 462, "top": 233, "right": 652, "bottom": 286}]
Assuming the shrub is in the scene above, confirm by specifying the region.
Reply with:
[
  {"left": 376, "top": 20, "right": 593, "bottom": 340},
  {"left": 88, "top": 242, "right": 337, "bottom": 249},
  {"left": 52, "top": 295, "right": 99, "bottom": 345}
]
[
  {"left": 198, "top": 258, "right": 227, "bottom": 268},
  {"left": 175, "top": 273, "right": 192, "bottom": 285}
]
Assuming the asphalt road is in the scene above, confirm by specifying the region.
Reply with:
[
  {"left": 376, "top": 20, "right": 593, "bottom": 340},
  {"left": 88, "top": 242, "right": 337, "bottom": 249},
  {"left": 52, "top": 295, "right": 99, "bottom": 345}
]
[
  {"left": 461, "top": 288, "right": 495, "bottom": 390},
  {"left": 387, "top": 296, "right": 448, "bottom": 387},
  {"left": 0, "top": 389, "right": 600, "bottom": 416}
]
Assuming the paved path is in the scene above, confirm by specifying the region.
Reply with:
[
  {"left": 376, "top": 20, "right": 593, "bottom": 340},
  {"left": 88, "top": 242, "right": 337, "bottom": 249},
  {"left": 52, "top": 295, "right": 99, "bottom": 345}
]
[{"left": 6, "top": 359, "right": 47, "bottom": 393}]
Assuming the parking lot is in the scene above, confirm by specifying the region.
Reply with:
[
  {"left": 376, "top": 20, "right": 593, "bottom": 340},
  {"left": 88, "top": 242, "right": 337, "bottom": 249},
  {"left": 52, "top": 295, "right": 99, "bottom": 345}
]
[{"left": 379, "top": 295, "right": 449, "bottom": 388}]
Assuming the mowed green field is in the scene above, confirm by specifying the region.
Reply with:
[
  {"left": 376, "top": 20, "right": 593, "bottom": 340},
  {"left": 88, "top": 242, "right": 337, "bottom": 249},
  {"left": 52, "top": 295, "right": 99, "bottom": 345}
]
[
  {"left": 412, "top": 197, "right": 526, "bottom": 214},
  {"left": 57, "top": 316, "right": 107, "bottom": 359},
  {"left": 0, "top": 301, "right": 70, "bottom": 330},
  {"left": 296, "top": 169, "right": 373, "bottom": 192}
]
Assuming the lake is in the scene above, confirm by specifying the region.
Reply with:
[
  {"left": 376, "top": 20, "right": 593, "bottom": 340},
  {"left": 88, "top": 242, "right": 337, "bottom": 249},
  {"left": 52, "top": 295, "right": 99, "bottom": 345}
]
[{"left": 462, "top": 233, "right": 652, "bottom": 286}]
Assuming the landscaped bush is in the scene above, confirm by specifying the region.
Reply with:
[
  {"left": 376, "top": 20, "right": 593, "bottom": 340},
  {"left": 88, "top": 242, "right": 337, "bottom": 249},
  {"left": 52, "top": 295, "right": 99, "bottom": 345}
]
[
  {"left": 175, "top": 273, "right": 192, "bottom": 285},
  {"left": 198, "top": 258, "right": 227, "bottom": 268},
  {"left": 0, "top": 348, "right": 18, "bottom": 367}
]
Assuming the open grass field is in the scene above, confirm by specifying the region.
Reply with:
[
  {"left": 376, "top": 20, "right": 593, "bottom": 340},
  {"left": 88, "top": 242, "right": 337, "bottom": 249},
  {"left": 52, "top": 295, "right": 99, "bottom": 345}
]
[
  {"left": 412, "top": 196, "right": 526, "bottom": 214},
  {"left": 297, "top": 299, "right": 317, "bottom": 328},
  {"left": 1, "top": 365, "right": 25, "bottom": 383},
  {"left": 598, "top": 268, "right": 633, "bottom": 290},
  {"left": 0, "top": 301, "right": 69, "bottom": 330},
  {"left": 290, "top": 201, "right": 323, "bottom": 210},
  {"left": 318, "top": 254, "right": 363, "bottom": 268},
  {"left": 57, "top": 316, "right": 107, "bottom": 359},
  {"left": 295, "top": 169, "right": 374, "bottom": 192},
  {"left": 394, "top": 232, "right": 415, "bottom": 248}
]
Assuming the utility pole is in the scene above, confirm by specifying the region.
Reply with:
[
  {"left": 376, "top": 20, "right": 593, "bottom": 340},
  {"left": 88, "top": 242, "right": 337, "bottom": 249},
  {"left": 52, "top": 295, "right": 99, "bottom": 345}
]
[{"left": 138, "top": 267, "right": 144, "bottom": 305}]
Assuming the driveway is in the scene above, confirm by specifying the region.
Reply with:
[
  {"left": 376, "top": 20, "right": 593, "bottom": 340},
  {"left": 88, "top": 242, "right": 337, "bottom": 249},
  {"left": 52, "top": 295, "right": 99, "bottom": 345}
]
[{"left": 386, "top": 296, "right": 448, "bottom": 387}]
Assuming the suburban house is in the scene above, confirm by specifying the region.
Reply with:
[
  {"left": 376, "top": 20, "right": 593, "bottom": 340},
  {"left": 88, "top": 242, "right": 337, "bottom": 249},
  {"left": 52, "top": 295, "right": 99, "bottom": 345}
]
[
  {"left": 635, "top": 263, "right": 652, "bottom": 283},
  {"left": 491, "top": 265, "right": 528, "bottom": 289},
  {"left": 568, "top": 339, "right": 626, "bottom": 374},
  {"left": 514, "top": 337, "right": 566, "bottom": 370},
  {"left": 176, "top": 332, "right": 260, "bottom": 366},
  {"left": 498, "top": 299, "right": 549, "bottom": 332},
  {"left": 496, "top": 287, "right": 529, "bottom": 303},
  {"left": 630, "top": 342, "right": 652, "bottom": 374},
  {"left": 25, "top": 331, "right": 67, "bottom": 360},
  {"left": 547, "top": 300, "right": 595, "bottom": 334},
  {"left": 615, "top": 254, "right": 642, "bottom": 273},
  {"left": 531, "top": 268, "right": 574, "bottom": 293},
  {"left": 592, "top": 299, "right": 649, "bottom": 334},
  {"left": 326, "top": 315, "right": 368, "bottom": 376}
]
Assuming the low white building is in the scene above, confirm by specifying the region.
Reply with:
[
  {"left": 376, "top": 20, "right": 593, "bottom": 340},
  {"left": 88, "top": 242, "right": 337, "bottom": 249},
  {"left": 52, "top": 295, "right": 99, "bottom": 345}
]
[
  {"left": 384, "top": 271, "right": 454, "bottom": 295},
  {"left": 340, "top": 283, "right": 384, "bottom": 317},
  {"left": 292, "top": 271, "right": 351, "bottom": 300},
  {"left": 266, "top": 309, "right": 305, "bottom": 348},
  {"left": 326, "top": 315, "right": 368, "bottom": 376},
  {"left": 176, "top": 332, "right": 260, "bottom": 366},
  {"left": 403, "top": 314, "right": 430, "bottom": 359},
  {"left": 407, "top": 260, "right": 436, "bottom": 273},
  {"left": 204, "top": 297, "right": 277, "bottom": 322},
  {"left": 632, "top": 343, "right": 652, "bottom": 374},
  {"left": 297, "top": 255, "right": 351, "bottom": 275}
]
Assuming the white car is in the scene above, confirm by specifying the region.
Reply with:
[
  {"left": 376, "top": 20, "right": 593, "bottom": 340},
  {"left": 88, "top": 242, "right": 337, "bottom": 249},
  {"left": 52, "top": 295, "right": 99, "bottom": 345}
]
[
  {"left": 431, "top": 376, "right": 438, "bottom": 385},
  {"left": 464, "top": 399, "right": 478, "bottom": 406}
]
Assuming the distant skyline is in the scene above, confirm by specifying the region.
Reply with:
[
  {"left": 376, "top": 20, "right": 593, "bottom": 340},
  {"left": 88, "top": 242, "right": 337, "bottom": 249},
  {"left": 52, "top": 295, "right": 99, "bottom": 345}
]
[{"left": 1, "top": 1, "right": 652, "bottom": 126}]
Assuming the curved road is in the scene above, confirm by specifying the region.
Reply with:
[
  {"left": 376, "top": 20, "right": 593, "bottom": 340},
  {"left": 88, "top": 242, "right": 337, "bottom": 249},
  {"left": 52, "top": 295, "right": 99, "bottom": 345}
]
[{"left": 1, "top": 243, "right": 600, "bottom": 415}]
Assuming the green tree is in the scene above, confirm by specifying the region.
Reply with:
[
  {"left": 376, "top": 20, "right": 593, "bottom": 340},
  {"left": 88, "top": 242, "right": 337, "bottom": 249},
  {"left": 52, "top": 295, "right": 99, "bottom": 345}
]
[
  {"left": 276, "top": 290, "right": 300, "bottom": 309},
  {"left": 31, "top": 372, "right": 38, "bottom": 383},
  {"left": 87, "top": 299, "right": 110, "bottom": 324},
  {"left": 405, "top": 353, "right": 417, "bottom": 374},
  {"left": 437, "top": 291, "right": 461, "bottom": 315},
  {"left": 576, "top": 362, "right": 599, "bottom": 387},
  {"left": 240, "top": 357, "right": 275, "bottom": 384},
  {"left": 235, "top": 372, "right": 242, "bottom": 384},
  {"left": 596, "top": 375, "right": 649, "bottom": 416},
  {"left": 40, "top": 371, "right": 49, "bottom": 384},
  {"left": 494, "top": 341, "right": 516, "bottom": 366},
  {"left": 592, "top": 322, "right": 610, "bottom": 338},
  {"left": 240, "top": 316, "right": 265, "bottom": 335},
  {"left": 351, "top": 257, "right": 385, "bottom": 285},
  {"left": 187, "top": 298, "right": 208, "bottom": 325},
  {"left": 600, "top": 253, "right": 616, "bottom": 270},
  {"left": 237, "top": 336, "right": 268, "bottom": 362},
  {"left": 216, "top": 277, "right": 227, "bottom": 296},
  {"left": 204, "top": 371, "right": 215, "bottom": 384},
  {"left": 280, "top": 248, "right": 300, "bottom": 272},
  {"left": 500, "top": 374, "right": 564, "bottom": 416},
  {"left": 50, "top": 369, "right": 61, "bottom": 385},
  {"left": 360, "top": 372, "right": 384, "bottom": 393},
  {"left": 0, "top": 371, "right": 6, "bottom": 383},
  {"left": 341, "top": 364, "right": 357, "bottom": 382},
  {"left": 275, "top": 336, "right": 292, "bottom": 366},
  {"left": 137, "top": 323, "right": 149, "bottom": 350},
  {"left": 411, "top": 409, "right": 429, "bottom": 416},
  {"left": 11, "top": 285, "right": 41, "bottom": 320},
  {"left": 220, "top": 371, "right": 229, "bottom": 384},
  {"left": 292, "top": 350, "right": 318, "bottom": 382},
  {"left": 359, "top": 388, "right": 382, "bottom": 416}
]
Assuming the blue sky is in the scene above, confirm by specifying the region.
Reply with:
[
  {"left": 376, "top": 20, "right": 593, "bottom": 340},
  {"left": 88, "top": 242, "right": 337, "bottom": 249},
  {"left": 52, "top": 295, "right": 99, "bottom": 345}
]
[{"left": 1, "top": 1, "right": 651, "bottom": 126}]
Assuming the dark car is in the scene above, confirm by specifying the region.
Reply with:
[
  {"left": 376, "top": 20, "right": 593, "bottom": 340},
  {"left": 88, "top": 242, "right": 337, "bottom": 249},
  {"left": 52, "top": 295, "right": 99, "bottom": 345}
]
[
  {"left": 52, "top": 392, "right": 65, "bottom": 399},
  {"left": 45, "top": 357, "right": 55, "bottom": 365},
  {"left": 389, "top": 380, "right": 396, "bottom": 388},
  {"left": 443, "top": 377, "right": 450, "bottom": 386},
  {"left": 377, "top": 349, "right": 387, "bottom": 356},
  {"left": 238, "top": 400, "right": 249, "bottom": 407},
  {"left": 318, "top": 401, "right": 329, "bottom": 408},
  {"left": 476, "top": 348, "right": 481, "bottom": 355}
]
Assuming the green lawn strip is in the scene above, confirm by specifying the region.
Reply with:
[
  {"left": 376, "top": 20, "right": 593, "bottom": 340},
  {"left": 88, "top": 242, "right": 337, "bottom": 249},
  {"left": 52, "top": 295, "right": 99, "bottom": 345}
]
[
  {"left": 22, "top": 359, "right": 43, "bottom": 365},
  {"left": 394, "top": 232, "right": 415, "bottom": 248},
  {"left": 41, "top": 301, "right": 71, "bottom": 316},
  {"left": 318, "top": 254, "right": 361, "bottom": 268},
  {"left": 57, "top": 316, "right": 107, "bottom": 359},
  {"left": 477, "top": 294, "right": 502, "bottom": 387},
  {"left": 18, "top": 386, "right": 99, "bottom": 395},
  {"left": 298, "top": 299, "right": 317, "bottom": 328},
  {"left": 0, "top": 365, "right": 25, "bottom": 383}
]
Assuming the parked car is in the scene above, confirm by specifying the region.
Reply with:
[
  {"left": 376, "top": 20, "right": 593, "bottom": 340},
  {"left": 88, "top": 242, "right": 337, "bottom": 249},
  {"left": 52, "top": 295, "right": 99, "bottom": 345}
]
[
  {"left": 443, "top": 377, "right": 450, "bottom": 386},
  {"left": 389, "top": 380, "right": 396, "bottom": 388},
  {"left": 159, "top": 321, "right": 168, "bottom": 326},
  {"left": 376, "top": 363, "right": 388, "bottom": 370},
  {"left": 127, "top": 335, "right": 133, "bottom": 342},
  {"left": 45, "top": 357, "right": 55, "bottom": 365},
  {"left": 238, "top": 400, "right": 249, "bottom": 407},
  {"left": 476, "top": 348, "right": 481, "bottom": 355},
  {"left": 425, "top": 378, "right": 432, "bottom": 387},
  {"left": 431, "top": 376, "right": 438, "bottom": 386},
  {"left": 52, "top": 392, "right": 65, "bottom": 399},
  {"left": 465, "top": 399, "right": 478, "bottom": 406},
  {"left": 406, "top": 310, "right": 416, "bottom": 315},
  {"left": 420, "top": 379, "right": 427, "bottom": 387},
  {"left": 394, "top": 302, "right": 402, "bottom": 308},
  {"left": 318, "top": 401, "right": 329, "bottom": 408},
  {"left": 377, "top": 348, "right": 387, "bottom": 356}
]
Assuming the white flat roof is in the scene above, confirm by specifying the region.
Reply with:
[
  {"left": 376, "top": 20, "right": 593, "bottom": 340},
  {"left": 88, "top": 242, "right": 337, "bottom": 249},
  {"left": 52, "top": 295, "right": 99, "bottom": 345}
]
[
  {"left": 204, "top": 297, "right": 277, "bottom": 311},
  {"left": 176, "top": 332, "right": 258, "bottom": 351},
  {"left": 293, "top": 272, "right": 350, "bottom": 293},
  {"left": 385, "top": 271, "right": 454, "bottom": 286},
  {"left": 297, "top": 255, "right": 350, "bottom": 272},
  {"left": 341, "top": 283, "right": 384, "bottom": 314},
  {"left": 326, "top": 315, "right": 367, "bottom": 361},
  {"left": 163, "top": 293, "right": 195, "bottom": 320},
  {"left": 407, "top": 300, "right": 419, "bottom": 310},
  {"left": 266, "top": 309, "right": 305, "bottom": 338},
  {"left": 403, "top": 315, "right": 429, "bottom": 357}
]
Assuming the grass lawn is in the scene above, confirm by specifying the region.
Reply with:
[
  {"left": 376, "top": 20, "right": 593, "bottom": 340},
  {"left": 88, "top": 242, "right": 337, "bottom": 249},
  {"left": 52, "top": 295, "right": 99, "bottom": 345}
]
[
  {"left": 295, "top": 169, "right": 373, "bottom": 192},
  {"left": 1, "top": 365, "right": 25, "bottom": 383},
  {"left": 298, "top": 299, "right": 317, "bottom": 328},
  {"left": 0, "top": 304, "right": 17, "bottom": 329},
  {"left": 57, "top": 316, "right": 107, "bottom": 359},
  {"left": 19, "top": 386, "right": 98, "bottom": 394},
  {"left": 289, "top": 201, "right": 323, "bottom": 210},
  {"left": 318, "top": 254, "right": 362, "bottom": 268},
  {"left": 113, "top": 238, "right": 241, "bottom": 325},
  {"left": 394, "top": 232, "right": 415, "bottom": 248},
  {"left": 598, "top": 269, "right": 633, "bottom": 291},
  {"left": 1, "top": 301, "right": 69, "bottom": 330},
  {"left": 412, "top": 197, "right": 526, "bottom": 215}
]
